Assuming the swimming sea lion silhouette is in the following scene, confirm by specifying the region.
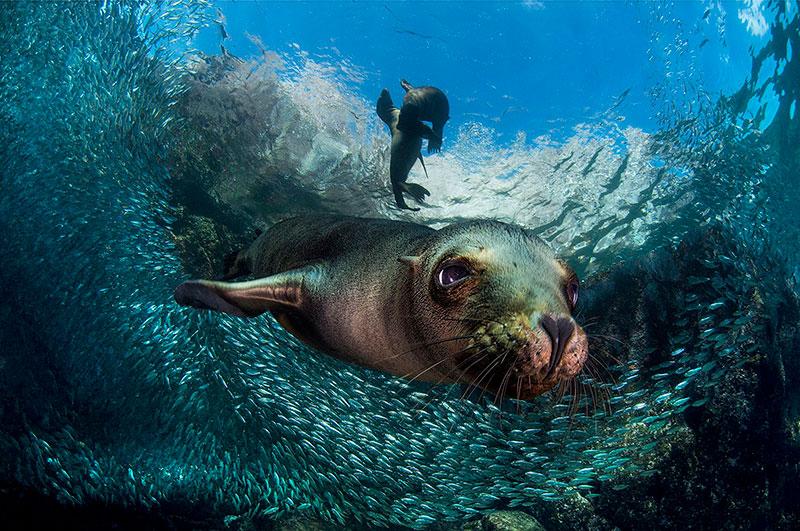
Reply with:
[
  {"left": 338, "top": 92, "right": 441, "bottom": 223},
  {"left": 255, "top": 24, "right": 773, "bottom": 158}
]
[{"left": 377, "top": 88, "right": 431, "bottom": 211}]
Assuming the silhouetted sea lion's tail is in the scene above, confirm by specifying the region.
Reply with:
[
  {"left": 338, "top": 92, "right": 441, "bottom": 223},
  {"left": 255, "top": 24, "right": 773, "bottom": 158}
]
[
  {"left": 393, "top": 186, "right": 419, "bottom": 211},
  {"left": 418, "top": 153, "right": 428, "bottom": 178}
]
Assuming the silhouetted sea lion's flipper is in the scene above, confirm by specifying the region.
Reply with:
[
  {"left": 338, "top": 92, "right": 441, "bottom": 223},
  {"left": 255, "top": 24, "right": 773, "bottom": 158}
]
[
  {"left": 397, "top": 112, "right": 436, "bottom": 138},
  {"left": 175, "top": 266, "right": 321, "bottom": 317},
  {"left": 400, "top": 79, "right": 414, "bottom": 92},
  {"left": 427, "top": 135, "right": 442, "bottom": 154},
  {"left": 392, "top": 185, "right": 420, "bottom": 211},
  {"left": 409, "top": 121, "right": 442, "bottom": 153},
  {"left": 376, "top": 89, "right": 399, "bottom": 128},
  {"left": 417, "top": 153, "right": 428, "bottom": 178},
  {"left": 403, "top": 183, "right": 430, "bottom": 204}
]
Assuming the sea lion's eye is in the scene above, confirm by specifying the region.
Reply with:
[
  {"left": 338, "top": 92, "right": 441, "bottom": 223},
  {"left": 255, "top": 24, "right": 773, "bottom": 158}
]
[
  {"left": 437, "top": 261, "right": 471, "bottom": 288},
  {"left": 566, "top": 277, "right": 579, "bottom": 310}
]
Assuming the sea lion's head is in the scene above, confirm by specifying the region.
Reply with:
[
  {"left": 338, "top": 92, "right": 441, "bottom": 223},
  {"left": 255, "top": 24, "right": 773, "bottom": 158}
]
[{"left": 407, "top": 220, "right": 588, "bottom": 400}]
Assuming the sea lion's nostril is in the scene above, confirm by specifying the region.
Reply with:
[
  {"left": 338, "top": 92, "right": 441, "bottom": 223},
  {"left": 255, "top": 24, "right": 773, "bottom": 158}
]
[
  {"left": 557, "top": 317, "right": 575, "bottom": 346},
  {"left": 540, "top": 315, "right": 557, "bottom": 343},
  {"left": 540, "top": 315, "right": 575, "bottom": 378}
]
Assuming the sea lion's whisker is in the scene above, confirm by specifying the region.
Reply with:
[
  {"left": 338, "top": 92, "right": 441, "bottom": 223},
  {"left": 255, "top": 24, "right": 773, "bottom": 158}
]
[
  {"left": 588, "top": 333, "right": 630, "bottom": 352},
  {"left": 586, "top": 336, "right": 625, "bottom": 357},
  {"left": 578, "top": 362, "right": 613, "bottom": 416},
  {"left": 443, "top": 351, "right": 496, "bottom": 433},
  {"left": 554, "top": 378, "right": 567, "bottom": 403},
  {"left": 565, "top": 379, "right": 573, "bottom": 402},
  {"left": 571, "top": 379, "right": 580, "bottom": 415},
  {"left": 415, "top": 348, "right": 493, "bottom": 418},
  {"left": 461, "top": 353, "right": 505, "bottom": 402},
  {"left": 378, "top": 334, "right": 477, "bottom": 363},
  {"left": 583, "top": 380, "right": 595, "bottom": 418},
  {"left": 501, "top": 368, "right": 516, "bottom": 407},
  {"left": 476, "top": 348, "right": 512, "bottom": 405},
  {"left": 402, "top": 345, "right": 476, "bottom": 384},
  {"left": 403, "top": 357, "right": 452, "bottom": 385},
  {"left": 412, "top": 345, "right": 489, "bottom": 406},
  {"left": 440, "top": 346, "right": 499, "bottom": 413},
  {"left": 583, "top": 358, "right": 612, "bottom": 409},
  {"left": 580, "top": 323, "right": 607, "bottom": 334},
  {"left": 584, "top": 356, "right": 604, "bottom": 382},
  {"left": 463, "top": 354, "right": 503, "bottom": 400},
  {"left": 581, "top": 376, "right": 596, "bottom": 416},
  {"left": 553, "top": 379, "right": 566, "bottom": 408},
  {"left": 440, "top": 316, "right": 504, "bottom": 327},
  {"left": 562, "top": 378, "right": 572, "bottom": 413},
  {"left": 476, "top": 352, "right": 510, "bottom": 404},
  {"left": 494, "top": 364, "right": 512, "bottom": 406},
  {"left": 585, "top": 340, "right": 626, "bottom": 373},
  {"left": 494, "top": 362, "right": 515, "bottom": 407},
  {"left": 405, "top": 341, "right": 491, "bottom": 388},
  {"left": 577, "top": 316, "right": 601, "bottom": 328},
  {"left": 586, "top": 354, "right": 620, "bottom": 386}
]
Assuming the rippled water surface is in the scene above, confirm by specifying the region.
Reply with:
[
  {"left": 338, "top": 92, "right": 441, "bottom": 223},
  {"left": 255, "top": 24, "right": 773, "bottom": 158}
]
[{"left": 1, "top": 1, "right": 798, "bottom": 529}]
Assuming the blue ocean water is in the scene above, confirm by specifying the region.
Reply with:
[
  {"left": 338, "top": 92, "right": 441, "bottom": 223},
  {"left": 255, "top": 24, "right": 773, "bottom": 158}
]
[
  {"left": 1, "top": 1, "right": 798, "bottom": 529},
  {"left": 194, "top": 1, "right": 765, "bottom": 140}
]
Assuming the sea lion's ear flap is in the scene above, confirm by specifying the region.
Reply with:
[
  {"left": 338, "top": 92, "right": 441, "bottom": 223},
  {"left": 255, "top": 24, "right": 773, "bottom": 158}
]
[
  {"left": 174, "top": 266, "right": 319, "bottom": 318},
  {"left": 397, "top": 256, "right": 420, "bottom": 268}
]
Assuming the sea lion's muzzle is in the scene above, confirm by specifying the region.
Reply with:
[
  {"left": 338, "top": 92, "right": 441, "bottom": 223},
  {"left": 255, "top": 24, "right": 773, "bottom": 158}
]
[
  {"left": 460, "top": 314, "right": 588, "bottom": 400},
  {"left": 511, "top": 315, "right": 588, "bottom": 399}
]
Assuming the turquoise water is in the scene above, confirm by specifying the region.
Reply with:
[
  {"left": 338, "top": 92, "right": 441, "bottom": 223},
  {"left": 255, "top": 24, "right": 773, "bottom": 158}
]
[{"left": 1, "top": 1, "right": 798, "bottom": 529}]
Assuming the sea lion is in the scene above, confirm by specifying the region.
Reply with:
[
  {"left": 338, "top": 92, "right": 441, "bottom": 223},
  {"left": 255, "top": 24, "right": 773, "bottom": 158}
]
[
  {"left": 175, "top": 215, "right": 587, "bottom": 400},
  {"left": 397, "top": 79, "right": 450, "bottom": 154},
  {"left": 376, "top": 88, "right": 430, "bottom": 211}
]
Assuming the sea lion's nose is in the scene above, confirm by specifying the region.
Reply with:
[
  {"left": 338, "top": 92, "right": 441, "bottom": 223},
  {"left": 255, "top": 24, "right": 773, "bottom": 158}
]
[{"left": 540, "top": 315, "right": 575, "bottom": 378}]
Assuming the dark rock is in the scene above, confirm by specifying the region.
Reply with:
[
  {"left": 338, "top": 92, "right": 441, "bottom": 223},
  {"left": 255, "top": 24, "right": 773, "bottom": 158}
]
[
  {"left": 171, "top": 211, "right": 251, "bottom": 278},
  {"left": 462, "top": 511, "right": 546, "bottom": 531}
]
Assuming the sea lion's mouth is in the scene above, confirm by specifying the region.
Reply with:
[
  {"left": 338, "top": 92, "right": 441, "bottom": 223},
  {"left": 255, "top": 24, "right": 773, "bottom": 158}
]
[{"left": 457, "top": 316, "right": 588, "bottom": 401}]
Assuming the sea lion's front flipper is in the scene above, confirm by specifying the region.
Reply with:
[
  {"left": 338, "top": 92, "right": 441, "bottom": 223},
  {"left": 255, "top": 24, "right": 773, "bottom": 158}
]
[
  {"left": 376, "top": 89, "right": 399, "bottom": 128},
  {"left": 174, "top": 266, "right": 321, "bottom": 317},
  {"left": 396, "top": 108, "right": 429, "bottom": 135},
  {"left": 397, "top": 117, "right": 442, "bottom": 145},
  {"left": 426, "top": 134, "right": 442, "bottom": 154},
  {"left": 417, "top": 153, "right": 429, "bottom": 178}
]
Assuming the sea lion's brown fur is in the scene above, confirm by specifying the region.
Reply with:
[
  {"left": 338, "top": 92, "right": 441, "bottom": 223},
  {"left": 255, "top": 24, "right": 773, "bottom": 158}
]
[{"left": 175, "top": 215, "right": 587, "bottom": 400}]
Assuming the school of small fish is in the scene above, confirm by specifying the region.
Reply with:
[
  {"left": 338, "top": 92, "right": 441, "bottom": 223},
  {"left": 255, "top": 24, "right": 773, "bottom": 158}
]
[{"left": 0, "top": 1, "right": 793, "bottom": 528}]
